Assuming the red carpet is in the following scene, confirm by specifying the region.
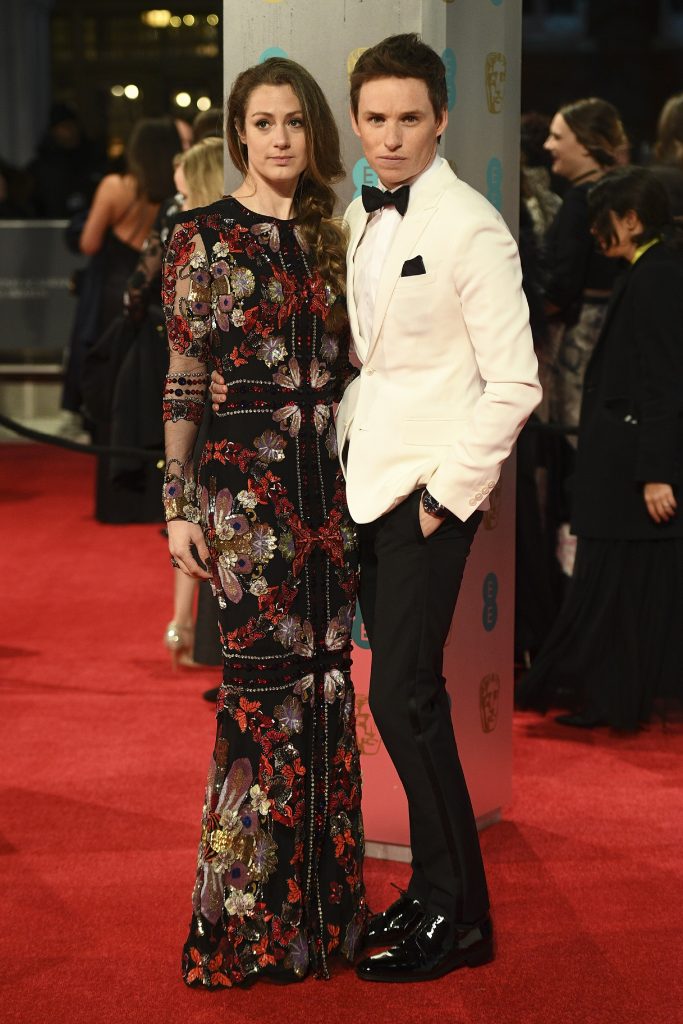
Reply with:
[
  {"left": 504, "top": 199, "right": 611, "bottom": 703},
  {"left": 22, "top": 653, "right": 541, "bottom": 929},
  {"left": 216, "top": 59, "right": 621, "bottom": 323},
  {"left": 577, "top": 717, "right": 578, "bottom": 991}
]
[{"left": 1, "top": 444, "right": 682, "bottom": 1024}]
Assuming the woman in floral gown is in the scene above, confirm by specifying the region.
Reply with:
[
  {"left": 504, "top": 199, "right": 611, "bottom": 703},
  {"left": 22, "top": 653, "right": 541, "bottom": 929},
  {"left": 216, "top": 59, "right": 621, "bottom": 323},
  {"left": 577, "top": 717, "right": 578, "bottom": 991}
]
[{"left": 162, "top": 58, "right": 367, "bottom": 988}]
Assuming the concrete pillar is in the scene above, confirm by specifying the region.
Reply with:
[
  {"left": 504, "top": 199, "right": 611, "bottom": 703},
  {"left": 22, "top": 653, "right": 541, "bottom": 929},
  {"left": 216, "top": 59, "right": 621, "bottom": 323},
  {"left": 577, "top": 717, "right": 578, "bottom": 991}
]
[{"left": 0, "top": 0, "right": 55, "bottom": 167}]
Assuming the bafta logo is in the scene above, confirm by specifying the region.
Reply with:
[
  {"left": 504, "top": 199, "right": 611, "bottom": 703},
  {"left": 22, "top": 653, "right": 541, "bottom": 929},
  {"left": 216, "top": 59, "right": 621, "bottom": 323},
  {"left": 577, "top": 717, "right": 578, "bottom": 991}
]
[
  {"left": 479, "top": 673, "right": 501, "bottom": 733},
  {"left": 355, "top": 694, "right": 382, "bottom": 755},
  {"left": 485, "top": 52, "right": 507, "bottom": 114},
  {"left": 347, "top": 47, "right": 368, "bottom": 78},
  {"left": 483, "top": 481, "right": 502, "bottom": 531}
]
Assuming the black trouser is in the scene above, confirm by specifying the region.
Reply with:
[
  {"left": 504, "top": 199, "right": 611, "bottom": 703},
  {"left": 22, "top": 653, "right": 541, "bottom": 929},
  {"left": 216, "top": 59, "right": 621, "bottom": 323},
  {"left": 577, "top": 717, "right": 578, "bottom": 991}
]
[{"left": 358, "top": 490, "right": 489, "bottom": 925}]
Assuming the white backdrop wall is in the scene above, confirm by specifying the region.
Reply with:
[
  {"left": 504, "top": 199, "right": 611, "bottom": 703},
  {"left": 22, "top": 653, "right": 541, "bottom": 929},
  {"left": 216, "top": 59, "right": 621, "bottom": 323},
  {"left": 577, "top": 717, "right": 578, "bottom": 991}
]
[{"left": 223, "top": 0, "right": 522, "bottom": 851}]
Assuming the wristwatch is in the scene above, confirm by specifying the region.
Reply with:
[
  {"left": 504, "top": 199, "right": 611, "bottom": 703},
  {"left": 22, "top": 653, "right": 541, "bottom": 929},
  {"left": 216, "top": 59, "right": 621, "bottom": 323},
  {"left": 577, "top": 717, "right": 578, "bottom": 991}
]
[{"left": 421, "top": 489, "right": 448, "bottom": 518}]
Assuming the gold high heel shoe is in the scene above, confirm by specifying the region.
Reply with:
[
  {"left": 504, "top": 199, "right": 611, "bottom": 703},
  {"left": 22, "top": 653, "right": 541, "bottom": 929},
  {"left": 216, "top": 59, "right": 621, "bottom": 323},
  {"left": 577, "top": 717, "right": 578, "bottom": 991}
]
[{"left": 163, "top": 621, "right": 200, "bottom": 669}]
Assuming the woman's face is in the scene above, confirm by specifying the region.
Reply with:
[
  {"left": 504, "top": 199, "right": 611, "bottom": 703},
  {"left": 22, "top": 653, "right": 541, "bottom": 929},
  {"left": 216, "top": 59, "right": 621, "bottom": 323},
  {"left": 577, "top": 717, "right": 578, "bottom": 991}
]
[
  {"left": 237, "top": 84, "right": 309, "bottom": 192},
  {"left": 544, "top": 113, "right": 595, "bottom": 181},
  {"left": 593, "top": 210, "right": 641, "bottom": 261}
]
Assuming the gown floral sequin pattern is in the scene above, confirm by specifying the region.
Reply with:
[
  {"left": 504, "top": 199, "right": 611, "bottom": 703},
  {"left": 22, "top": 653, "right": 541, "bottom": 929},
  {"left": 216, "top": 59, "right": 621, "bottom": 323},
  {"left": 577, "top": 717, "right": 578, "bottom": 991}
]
[{"left": 162, "top": 198, "right": 367, "bottom": 987}]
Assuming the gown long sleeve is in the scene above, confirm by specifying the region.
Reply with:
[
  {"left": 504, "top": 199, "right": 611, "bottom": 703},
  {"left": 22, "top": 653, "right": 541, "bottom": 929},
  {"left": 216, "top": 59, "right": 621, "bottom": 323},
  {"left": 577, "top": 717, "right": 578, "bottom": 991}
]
[{"left": 161, "top": 222, "right": 211, "bottom": 522}]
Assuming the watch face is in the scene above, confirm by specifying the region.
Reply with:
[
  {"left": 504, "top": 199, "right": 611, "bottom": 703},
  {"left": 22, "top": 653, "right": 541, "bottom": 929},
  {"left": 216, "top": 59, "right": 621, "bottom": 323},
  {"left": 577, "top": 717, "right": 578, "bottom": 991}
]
[{"left": 422, "top": 491, "right": 446, "bottom": 517}]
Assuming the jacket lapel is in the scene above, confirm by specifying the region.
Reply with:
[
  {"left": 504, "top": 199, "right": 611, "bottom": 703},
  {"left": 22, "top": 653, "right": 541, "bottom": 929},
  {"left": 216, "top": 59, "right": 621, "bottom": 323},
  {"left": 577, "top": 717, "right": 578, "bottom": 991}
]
[{"left": 366, "top": 161, "right": 453, "bottom": 360}]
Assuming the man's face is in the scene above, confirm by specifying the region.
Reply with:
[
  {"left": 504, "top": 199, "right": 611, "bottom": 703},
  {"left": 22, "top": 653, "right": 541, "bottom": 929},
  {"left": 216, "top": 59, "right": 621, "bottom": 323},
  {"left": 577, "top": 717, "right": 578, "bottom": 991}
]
[{"left": 351, "top": 76, "right": 447, "bottom": 189}]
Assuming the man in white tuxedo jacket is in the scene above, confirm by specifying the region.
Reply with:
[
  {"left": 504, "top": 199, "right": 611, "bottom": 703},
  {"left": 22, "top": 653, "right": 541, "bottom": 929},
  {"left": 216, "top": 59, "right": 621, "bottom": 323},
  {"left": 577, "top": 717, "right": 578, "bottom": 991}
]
[{"left": 343, "top": 36, "right": 541, "bottom": 983}]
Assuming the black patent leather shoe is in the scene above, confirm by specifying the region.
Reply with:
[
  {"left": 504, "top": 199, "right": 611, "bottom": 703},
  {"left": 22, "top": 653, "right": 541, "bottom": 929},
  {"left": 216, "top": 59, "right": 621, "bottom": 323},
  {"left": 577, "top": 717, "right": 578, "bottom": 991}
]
[
  {"left": 356, "top": 912, "right": 493, "bottom": 982},
  {"left": 364, "top": 892, "right": 425, "bottom": 947}
]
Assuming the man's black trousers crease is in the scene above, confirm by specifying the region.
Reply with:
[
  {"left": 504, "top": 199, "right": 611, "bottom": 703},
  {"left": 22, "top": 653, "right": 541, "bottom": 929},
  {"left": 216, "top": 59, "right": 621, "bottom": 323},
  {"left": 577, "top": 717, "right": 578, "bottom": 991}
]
[{"left": 358, "top": 490, "right": 489, "bottom": 926}]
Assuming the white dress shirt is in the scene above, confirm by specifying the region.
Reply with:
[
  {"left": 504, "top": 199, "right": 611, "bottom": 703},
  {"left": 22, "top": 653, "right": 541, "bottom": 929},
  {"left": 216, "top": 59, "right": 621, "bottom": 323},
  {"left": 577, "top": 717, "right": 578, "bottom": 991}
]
[{"left": 353, "top": 154, "right": 443, "bottom": 352}]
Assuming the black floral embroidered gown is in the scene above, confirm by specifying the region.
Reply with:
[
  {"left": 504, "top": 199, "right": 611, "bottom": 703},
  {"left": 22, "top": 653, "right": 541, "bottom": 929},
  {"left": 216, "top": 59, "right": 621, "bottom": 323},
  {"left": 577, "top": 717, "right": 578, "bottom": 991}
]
[{"left": 162, "top": 197, "right": 367, "bottom": 988}]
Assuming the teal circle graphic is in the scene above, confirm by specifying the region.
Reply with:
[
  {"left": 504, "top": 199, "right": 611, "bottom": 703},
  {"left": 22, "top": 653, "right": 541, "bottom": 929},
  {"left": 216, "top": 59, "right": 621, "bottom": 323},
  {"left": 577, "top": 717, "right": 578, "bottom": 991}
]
[
  {"left": 351, "top": 599, "right": 371, "bottom": 649},
  {"left": 352, "top": 158, "right": 378, "bottom": 199},
  {"left": 441, "top": 48, "right": 457, "bottom": 111},
  {"left": 258, "top": 47, "right": 288, "bottom": 62},
  {"left": 482, "top": 572, "right": 499, "bottom": 632},
  {"left": 490, "top": 0, "right": 503, "bottom": 6},
  {"left": 486, "top": 157, "right": 503, "bottom": 211}
]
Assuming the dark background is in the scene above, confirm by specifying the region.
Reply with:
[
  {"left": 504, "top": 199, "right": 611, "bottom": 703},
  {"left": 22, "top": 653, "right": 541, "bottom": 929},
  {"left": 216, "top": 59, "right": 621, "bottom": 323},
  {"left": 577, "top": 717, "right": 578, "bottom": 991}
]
[{"left": 46, "top": 1, "right": 683, "bottom": 161}]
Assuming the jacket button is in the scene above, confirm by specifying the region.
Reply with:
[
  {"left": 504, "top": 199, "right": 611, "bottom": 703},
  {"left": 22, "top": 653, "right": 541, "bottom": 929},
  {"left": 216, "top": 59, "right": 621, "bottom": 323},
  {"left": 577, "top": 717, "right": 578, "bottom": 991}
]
[
  {"left": 475, "top": 492, "right": 483, "bottom": 501},
  {"left": 365, "top": 367, "right": 374, "bottom": 375},
  {"left": 469, "top": 498, "right": 477, "bottom": 506}
]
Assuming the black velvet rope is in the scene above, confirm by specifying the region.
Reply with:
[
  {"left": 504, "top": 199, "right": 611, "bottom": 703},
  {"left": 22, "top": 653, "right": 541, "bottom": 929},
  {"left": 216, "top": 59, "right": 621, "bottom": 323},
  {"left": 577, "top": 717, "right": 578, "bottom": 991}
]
[{"left": 0, "top": 412, "right": 164, "bottom": 462}]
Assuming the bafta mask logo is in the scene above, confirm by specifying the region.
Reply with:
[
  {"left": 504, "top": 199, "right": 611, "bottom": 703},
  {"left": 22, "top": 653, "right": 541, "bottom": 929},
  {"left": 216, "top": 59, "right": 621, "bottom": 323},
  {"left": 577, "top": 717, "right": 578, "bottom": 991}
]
[
  {"left": 480, "top": 673, "right": 501, "bottom": 733},
  {"left": 483, "top": 481, "right": 502, "bottom": 530},
  {"left": 485, "top": 52, "right": 507, "bottom": 114},
  {"left": 347, "top": 47, "right": 368, "bottom": 79},
  {"left": 355, "top": 694, "right": 382, "bottom": 755}
]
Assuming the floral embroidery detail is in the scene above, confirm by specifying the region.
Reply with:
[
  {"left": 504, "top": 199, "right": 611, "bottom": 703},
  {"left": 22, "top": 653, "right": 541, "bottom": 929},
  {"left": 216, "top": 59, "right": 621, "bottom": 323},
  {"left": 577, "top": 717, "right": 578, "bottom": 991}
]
[
  {"left": 325, "top": 603, "right": 353, "bottom": 651},
  {"left": 320, "top": 333, "right": 339, "bottom": 362},
  {"left": 273, "top": 356, "right": 301, "bottom": 391},
  {"left": 325, "top": 425, "right": 338, "bottom": 459},
  {"left": 274, "top": 695, "right": 304, "bottom": 734},
  {"left": 274, "top": 613, "right": 302, "bottom": 649},
  {"left": 314, "top": 404, "right": 330, "bottom": 436},
  {"left": 163, "top": 466, "right": 201, "bottom": 523},
  {"left": 266, "top": 277, "right": 284, "bottom": 304},
  {"left": 254, "top": 429, "right": 286, "bottom": 464},
  {"left": 250, "top": 221, "right": 280, "bottom": 252},
  {"left": 237, "top": 489, "right": 259, "bottom": 510},
  {"left": 273, "top": 402, "right": 302, "bottom": 438},
  {"left": 324, "top": 669, "right": 347, "bottom": 704},
  {"left": 256, "top": 334, "right": 287, "bottom": 368},
  {"left": 278, "top": 530, "right": 295, "bottom": 561},
  {"left": 230, "top": 266, "right": 255, "bottom": 300},
  {"left": 310, "top": 357, "right": 331, "bottom": 389},
  {"left": 201, "top": 487, "right": 277, "bottom": 605}
]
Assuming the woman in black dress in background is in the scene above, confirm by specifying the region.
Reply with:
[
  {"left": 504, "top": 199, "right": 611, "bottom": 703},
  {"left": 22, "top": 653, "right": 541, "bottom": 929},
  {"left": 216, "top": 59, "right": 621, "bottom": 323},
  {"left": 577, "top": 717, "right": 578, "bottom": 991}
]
[
  {"left": 519, "top": 167, "right": 683, "bottom": 731},
  {"left": 163, "top": 58, "right": 367, "bottom": 987},
  {"left": 538, "top": 99, "right": 629, "bottom": 588}
]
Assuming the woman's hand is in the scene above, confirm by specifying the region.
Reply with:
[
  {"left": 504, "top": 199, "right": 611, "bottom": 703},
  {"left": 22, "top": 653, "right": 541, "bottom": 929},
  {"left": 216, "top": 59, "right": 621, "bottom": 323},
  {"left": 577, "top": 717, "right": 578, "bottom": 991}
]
[
  {"left": 168, "top": 519, "right": 212, "bottom": 579},
  {"left": 210, "top": 369, "right": 227, "bottom": 412},
  {"left": 643, "top": 482, "right": 678, "bottom": 524}
]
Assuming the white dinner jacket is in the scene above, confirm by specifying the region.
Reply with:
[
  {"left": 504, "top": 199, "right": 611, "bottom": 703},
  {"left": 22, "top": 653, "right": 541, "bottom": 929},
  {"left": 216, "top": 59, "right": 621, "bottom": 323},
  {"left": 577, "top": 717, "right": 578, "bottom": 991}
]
[{"left": 335, "top": 158, "right": 542, "bottom": 524}]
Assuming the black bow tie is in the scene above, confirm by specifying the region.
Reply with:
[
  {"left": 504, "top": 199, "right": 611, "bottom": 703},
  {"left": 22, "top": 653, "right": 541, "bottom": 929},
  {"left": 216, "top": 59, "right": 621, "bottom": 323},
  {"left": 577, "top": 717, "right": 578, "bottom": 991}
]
[{"left": 361, "top": 183, "right": 410, "bottom": 217}]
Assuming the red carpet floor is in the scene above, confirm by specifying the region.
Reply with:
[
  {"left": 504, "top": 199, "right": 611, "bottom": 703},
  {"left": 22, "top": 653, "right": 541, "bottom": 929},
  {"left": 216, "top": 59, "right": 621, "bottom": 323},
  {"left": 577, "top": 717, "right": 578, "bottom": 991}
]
[{"left": 1, "top": 444, "right": 682, "bottom": 1024}]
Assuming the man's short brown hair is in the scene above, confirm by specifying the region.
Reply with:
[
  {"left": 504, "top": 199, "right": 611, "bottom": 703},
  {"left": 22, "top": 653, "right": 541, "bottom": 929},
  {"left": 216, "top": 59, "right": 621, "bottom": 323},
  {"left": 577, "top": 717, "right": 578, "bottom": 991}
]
[{"left": 350, "top": 34, "right": 448, "bottom": 121}]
